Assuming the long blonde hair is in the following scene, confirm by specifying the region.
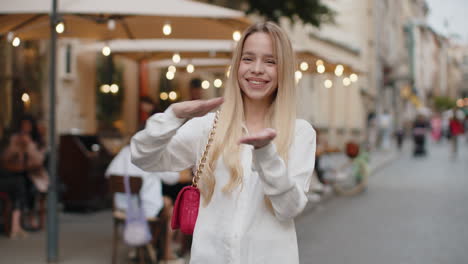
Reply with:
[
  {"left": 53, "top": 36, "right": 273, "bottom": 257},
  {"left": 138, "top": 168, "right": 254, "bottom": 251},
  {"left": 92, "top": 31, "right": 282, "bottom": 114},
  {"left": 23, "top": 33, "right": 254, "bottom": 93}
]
[{"left": 199, "top": 22, "right": 297, "bottom": 205}]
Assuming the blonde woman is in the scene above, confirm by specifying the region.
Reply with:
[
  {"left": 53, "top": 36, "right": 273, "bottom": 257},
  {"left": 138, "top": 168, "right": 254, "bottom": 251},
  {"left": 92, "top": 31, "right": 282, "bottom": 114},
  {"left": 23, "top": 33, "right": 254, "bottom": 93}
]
[{"left": 131, "top": 22, "right": 316, "bottom": 264}]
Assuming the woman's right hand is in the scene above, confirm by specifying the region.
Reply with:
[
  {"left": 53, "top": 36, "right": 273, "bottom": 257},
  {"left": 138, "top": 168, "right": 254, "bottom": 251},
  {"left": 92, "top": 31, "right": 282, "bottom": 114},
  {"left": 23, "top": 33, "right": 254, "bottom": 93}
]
[{"left": 171, "top": 97, "right": 224, "bottom": 119}]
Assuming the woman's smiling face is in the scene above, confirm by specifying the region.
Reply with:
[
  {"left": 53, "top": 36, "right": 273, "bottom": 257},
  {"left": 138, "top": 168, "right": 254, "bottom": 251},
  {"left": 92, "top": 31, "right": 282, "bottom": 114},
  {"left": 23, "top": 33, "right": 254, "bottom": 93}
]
[{"left": 237, "top": 32, "right": 278, "bottom": 103}]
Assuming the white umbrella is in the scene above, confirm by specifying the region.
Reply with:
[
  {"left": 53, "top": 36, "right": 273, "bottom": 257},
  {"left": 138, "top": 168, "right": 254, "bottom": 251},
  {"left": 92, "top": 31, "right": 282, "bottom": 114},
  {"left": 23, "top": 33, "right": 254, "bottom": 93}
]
[{"left": 0, "top": 0, "right": 249, "bottom": 40}]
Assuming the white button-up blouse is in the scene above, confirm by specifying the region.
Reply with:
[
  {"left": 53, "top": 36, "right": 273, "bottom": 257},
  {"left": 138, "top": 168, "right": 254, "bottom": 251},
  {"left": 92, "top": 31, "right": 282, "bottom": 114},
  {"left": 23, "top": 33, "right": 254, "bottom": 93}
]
[{"left": 131, "top": 107, "right": 316, "bottom": 264}]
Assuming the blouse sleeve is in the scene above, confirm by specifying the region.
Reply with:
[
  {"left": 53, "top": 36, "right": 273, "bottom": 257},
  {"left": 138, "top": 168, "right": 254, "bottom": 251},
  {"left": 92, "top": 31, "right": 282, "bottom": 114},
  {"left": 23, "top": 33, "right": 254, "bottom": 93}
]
[
  {"left": 130, "top": 106, "right": 211, "bottom": 173},
  {"left": 252, "top": 120, "right": 316, "bottom": 221}
]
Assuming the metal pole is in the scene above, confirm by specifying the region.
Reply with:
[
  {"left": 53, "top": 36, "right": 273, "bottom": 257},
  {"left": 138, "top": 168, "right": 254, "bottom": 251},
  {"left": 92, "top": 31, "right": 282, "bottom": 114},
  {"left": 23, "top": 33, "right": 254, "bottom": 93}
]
[{"left": 47, "top": 0, "right": 59, "bottom": 262}]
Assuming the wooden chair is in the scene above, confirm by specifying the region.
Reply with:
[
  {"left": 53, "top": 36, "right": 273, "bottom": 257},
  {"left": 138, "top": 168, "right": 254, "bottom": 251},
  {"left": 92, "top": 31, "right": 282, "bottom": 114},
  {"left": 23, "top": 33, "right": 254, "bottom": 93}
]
[{"left": 108, "top": 175, "right": 163, "bottom": 264}]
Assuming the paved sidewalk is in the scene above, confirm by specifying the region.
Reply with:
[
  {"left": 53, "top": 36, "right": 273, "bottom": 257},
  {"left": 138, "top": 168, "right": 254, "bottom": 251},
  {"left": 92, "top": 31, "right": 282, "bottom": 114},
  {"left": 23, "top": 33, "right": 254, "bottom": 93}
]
[{"left": 0, "top": 211, "right": 115, "bottom": 264}]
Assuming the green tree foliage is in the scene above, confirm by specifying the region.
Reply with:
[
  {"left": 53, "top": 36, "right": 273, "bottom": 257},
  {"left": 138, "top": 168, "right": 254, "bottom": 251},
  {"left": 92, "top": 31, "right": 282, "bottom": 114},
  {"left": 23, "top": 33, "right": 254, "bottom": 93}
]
[
  {"left": 433, "top": 96, "right": 456, "bottom": 112},
  {"left": 96, "top": 55, "right": 124, "bottom": 130},
  {"left": 245, "top": 0, "right": 335, "bottom": 27}
]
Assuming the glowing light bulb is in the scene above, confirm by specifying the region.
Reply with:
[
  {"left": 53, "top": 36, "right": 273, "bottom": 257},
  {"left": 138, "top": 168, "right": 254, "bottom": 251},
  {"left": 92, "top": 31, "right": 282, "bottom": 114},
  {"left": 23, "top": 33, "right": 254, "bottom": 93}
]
[
  {"left": 169, "top": 91, "right": 178, "bottom": 101},
  {"left": 55, "top": 22, "right": 65, "bottom": 34},
  {"left": 172, "top": 53, "right": 181, "bottom": 63},
  {"left": 334, "top": 64, "right": 344, "bottom": 77},
  {"left": 102, "top": 46, "right": 111, "bottom": 56},
  {"left": 201, "top": 80, "right": 210, "bottom": 89},
  {"left": 317, "top": 65, "right": 325, "bottom": 74},
  {"left": 160, "top": 92, "right": 168, "bottom": 100},
  {"left": 186, "top": 64, "right": 195, "bottom": 73},
  {"left": 110, "top": 84, "right": 119, "bottom": 93},
  {"left": 166, "top": 71, "right": 175, "bottom": 80},
  {"left": 168, "top": 65, "right": 176, "bottom": 73},
  {"left": 300, "top": 62, "right": 309, "bottom": 71},
  {"left": 12, "top": 37, "right": 20, "bottom": 47},
  {"left": 214, "top": 79, "right": 222, "bottom": 88},
  {"left": 21, "top": 93, "right": 30, "bottom": 102},
  {"left": 343, "top": 77, "right": 351, "bottom": 86},
  {"left": 100, "top": 84, "right": 110, "bottom": 93},
  {"left": 232, "top": 31, "right": 241, "bottom": 42},
  {"left": 324, "top": 79, "right": 333, "bottom": 89},
  {"left": 163, "top": 23, "right": 172, "bottom": 36}
]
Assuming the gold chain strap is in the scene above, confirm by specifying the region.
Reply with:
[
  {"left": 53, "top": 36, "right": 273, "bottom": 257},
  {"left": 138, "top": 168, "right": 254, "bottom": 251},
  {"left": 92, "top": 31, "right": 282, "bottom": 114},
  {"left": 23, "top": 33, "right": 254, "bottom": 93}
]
[{"left": 192, "top": 110, "right": 220, "bottom": 188}]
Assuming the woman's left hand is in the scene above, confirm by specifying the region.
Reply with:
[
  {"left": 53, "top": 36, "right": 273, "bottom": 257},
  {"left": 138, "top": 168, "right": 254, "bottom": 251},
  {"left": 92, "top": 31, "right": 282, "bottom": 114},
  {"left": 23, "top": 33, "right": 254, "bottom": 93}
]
[{"left": 238, "top": 128, "right": 277, "bottom": 149}]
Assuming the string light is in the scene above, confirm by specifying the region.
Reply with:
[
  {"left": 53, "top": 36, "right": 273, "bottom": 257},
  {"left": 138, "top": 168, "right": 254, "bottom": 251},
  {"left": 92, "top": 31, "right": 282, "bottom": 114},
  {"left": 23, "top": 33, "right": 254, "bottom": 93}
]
[
  {"left": 168, "top": 65, "right": 176, "bottom": 73},
  {"left": 55, "top": 22, "right": 65, "bottom": 34},
  {"left": 110, "top": 84, "right": 119, "bottom": 93},
  {"left": 186, "top": 64, "right": 195, "bottom": 73},
  {"left": 316, "top": 59, "right": 324, "bottom": 66},
  {"left": 334, "top": 65, "right": 344, "bottom": 77},
  {"left": 166, "top": 71, "right": 175, "bottom": 80},
  {"left": 169, "top": 91, "right": 178, "bottom": 101},
  {"left": 163, "top": 23, "right": 172, "bottom": 36},
  {"left": 201, "top": 80, "right": 210, "bottom": 89},
  {"left": 350, "top": 73, "right": 358, "bottom": 82},
  {"left": 102, "top": 46, "right": 111, "bottom": 56},
  {"left": 317, "top": 65, "right": 325, "bottom": 74},
  {"left": 100, "top": 84, "right": 110, "bottom": 93},
  {"left": 232, "top": 30, "right": 241, "bottom": 42},
  {"left": 300, "top": 62, "right": 309, "bottom": 71},
  {"left": 12, "top": 37, "right": 20, "bottom": 47},
  {"left": 160, "top": 92, "right": 169, "bottom": 100},
  {"left": 172, "top": 53, "right": 181, "bottom": 63},
  {"left": 214, "top": 79, "right": 222, "bottom": 88},
  {"left": 21, "top": 93, "right": 30, "bottom": 103},
  {"left": 324, "top": 79, "right": 333, "bottom": 89},
  {"left": 343, "top": 77, "right": 351, "bottom": 86}
]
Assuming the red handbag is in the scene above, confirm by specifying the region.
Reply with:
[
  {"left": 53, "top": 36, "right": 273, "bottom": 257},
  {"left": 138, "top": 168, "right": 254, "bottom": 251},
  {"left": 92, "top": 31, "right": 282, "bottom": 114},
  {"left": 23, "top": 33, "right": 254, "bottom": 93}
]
[{"left": 171, "top": 111, "right": 219, "bottom": 235}]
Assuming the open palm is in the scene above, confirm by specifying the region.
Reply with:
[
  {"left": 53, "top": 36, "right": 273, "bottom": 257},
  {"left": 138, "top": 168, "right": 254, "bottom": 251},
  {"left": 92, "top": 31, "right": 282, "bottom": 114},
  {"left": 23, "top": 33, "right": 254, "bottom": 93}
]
[
  {"left": 239, "top": 128, "right": 277, "bottom": 149},
  {"left": 172, "top": 97, "right": 224, "bottom": 119}
]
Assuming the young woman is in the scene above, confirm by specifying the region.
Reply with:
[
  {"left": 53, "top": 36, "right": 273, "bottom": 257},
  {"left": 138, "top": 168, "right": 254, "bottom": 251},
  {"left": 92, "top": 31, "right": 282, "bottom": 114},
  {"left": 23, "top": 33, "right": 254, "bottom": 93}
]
[{"left": 131, "top": 22, "right": 316, "bottom": 264}]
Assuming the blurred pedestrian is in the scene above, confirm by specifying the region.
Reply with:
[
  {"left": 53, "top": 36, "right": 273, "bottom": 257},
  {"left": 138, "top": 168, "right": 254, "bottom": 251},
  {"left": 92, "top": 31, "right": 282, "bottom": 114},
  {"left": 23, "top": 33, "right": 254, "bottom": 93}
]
[
  {"left": 412, "top": 114, "right": 429, "bottom": 157},
  {"left": 378, "top": 110, "right": 393, "bottom": 150},
  {"left": 1, "top": 115, "right": 48, "bottom": 231},
  {"left": 394, "top": 127, "right": 404, "bottom": 151},
  {"left": 449, "top": 108, "right": 464, "bottom": 158},
  {"left": 366, "top": 111, "right": 378, "bottom": 150},
  {"left": 430, "top": 113, "right": 443, "bottom": 142},
  {"left": 131, "top": 22, "right": 316, "bottom": 264}
]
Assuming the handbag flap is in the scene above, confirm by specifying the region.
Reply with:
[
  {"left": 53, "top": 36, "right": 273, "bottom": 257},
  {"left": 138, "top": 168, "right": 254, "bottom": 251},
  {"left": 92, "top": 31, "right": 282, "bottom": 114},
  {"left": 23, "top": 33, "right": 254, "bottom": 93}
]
[{"left": 171, "top": 186, "right": 200, "bottom": 230}]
